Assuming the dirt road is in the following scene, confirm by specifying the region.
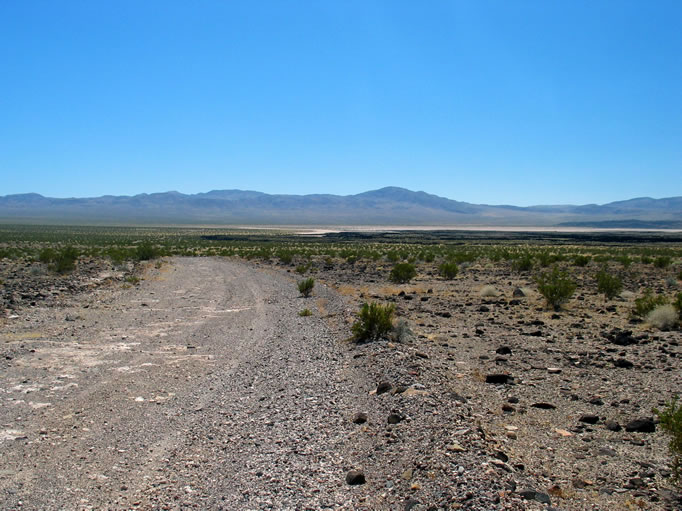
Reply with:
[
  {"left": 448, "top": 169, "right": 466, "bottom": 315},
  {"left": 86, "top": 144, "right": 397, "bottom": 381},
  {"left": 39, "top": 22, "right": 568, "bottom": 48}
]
[{"left": 0, "top": 258, "right": 374, "bottom": 510}]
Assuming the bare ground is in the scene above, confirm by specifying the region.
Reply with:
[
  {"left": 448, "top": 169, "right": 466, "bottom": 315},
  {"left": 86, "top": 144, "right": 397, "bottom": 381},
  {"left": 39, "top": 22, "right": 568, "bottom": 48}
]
[{"left": 1, "top": 256, "right": 681, "bottom": 510}]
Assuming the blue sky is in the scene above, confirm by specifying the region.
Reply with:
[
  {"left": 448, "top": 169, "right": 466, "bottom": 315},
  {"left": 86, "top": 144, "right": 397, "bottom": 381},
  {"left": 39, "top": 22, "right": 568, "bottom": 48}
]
[{"left": 1, "top": 1, "right": 680, "bottom": 206}]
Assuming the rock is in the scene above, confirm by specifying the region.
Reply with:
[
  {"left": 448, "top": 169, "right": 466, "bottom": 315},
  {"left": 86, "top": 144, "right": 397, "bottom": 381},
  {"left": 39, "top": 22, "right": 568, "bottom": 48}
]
[
  {"left": 597, "top": 447, "right": 617, "bottom": 456},
  {"left": 376, "top": 382, "right": 392, "bottom": 395},
  {"left": 387, "top": 413, "right": 404, "bottom": 424},
  {"left": 625, "top": 417, "right": 656, "bottom": 433},
  {"left": 414, "top": 351, "right": 429, "bottom": 359},
  {"left": 605, "top": 420, "right": 622, "bottom": 432},
  {"left": 403, "top": 498, "right": 420, "bottom": 511},
  {"left": 352, "top": 412, "right": 368, "bottom": 424},
  {"left": 579, "top": 414, "right": 599, "bottom": 424},
  {"left": 401, "top": 468, "right": 413, "bottom": 480},
  {"left": 555, "top": 428, "right": 573, "bottom": 437},
  {"left": 486, "top": 373, "right": 513, "bottom": 384},
  {"left": 547, "top": 367, "right": 562, "bottom": 374},
  {"left": 447, "top": 442, "right": 466, "bottom": 452},
  {"left": 613, "top": 358, "right": 634, "bottom": 368},
  {"left": 496, "top": 346, "right": 512, "bottom": 355},
  {"left": 479, "top": 305, "right": 490, "bottom": 312},
  {"left": 513, "top": 287, "right": 526, "bottom": 297},
  {"left": 531, "top": 402, "right": 556, "bottom": 410},
  {"left": 519, "top": 489, "right": 551, "bottom": 504},
  {"left": 345, "top": 470, "right": 366, "bottom": 485}
]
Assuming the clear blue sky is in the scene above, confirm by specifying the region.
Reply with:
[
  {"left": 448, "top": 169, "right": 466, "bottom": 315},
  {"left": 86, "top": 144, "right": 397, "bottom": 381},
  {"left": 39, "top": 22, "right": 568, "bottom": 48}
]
[{"left": 1, "top": 1, "right": 680, "bottom": 206}]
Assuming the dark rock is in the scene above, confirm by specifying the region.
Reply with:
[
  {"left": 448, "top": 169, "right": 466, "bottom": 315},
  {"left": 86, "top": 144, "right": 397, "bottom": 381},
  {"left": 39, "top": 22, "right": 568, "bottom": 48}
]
[
  {"left": 415, "top": 351, "right": 429, "bottom": 359},
  {"left": 613, "top": 358, "right": 634, "bottom": 368},
  {"left": 531, "top": 402, "right": 556, "bottom": 410},
  {"left": 605, "top": 420, "right": 622, "bottom": 432},
  {"left": 486, "top": 374, "right": 512, "bottom": 384},
  {"left": 625, "top": 417, "right": 656, "bottom": 433},
  {"left": 519, "top": 489, "right": 551, "bottom": 504},
  {"left": 496, "top": 346, "right": 512, "bottom": 355},
  {"left": 502, "top": 404, "right": 515, "bottom": 413},
  {"left": 589, "top": 397, "right": 604, "bottom": 405},
  {"left": 346, "top": 470, "right": 366, "bottom": 485},
  {"left": 376, "top": 382, "right": 392, "bottom": 395},
  {"left": 387, "top": 413, "right": 404, "bottom": 424},
  {"left": 579, "top": 414, "right": 600, "bottom": 424},
  {"left": 512, "top": 288, "right": 526, "bottom": 297},
  {"left": 403, "top": 498, "right": 420, "bottom": 511},
  {"left": 352, "top": 412, "right": 368, "bottom": 424},
  {"left": 479, "top": 305, "right": 490, "bottom": 312}
]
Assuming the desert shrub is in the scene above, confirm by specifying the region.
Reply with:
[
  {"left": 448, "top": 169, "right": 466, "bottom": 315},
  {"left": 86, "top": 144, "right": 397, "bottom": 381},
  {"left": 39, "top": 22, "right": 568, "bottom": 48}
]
[
  {"left": 125, "top": 275, "right": 140, "bottom": 285},
  {"left": 596, "top": 268, "right": 623, "bottom": 300},
  {"left": 392, "top": 318, "right": 414, "bottom": 343},
  {"left": 421, "top": 252, "right": 435, "bottom": 263},
  {"left": 135, "top": 243, "right": 159, "bottom": 261},
  {"left": 678, "top": 270, "right": 682, "bottom": 281},
  {"left": 276, "top": 250, "right": 293, "bottom": 265},
  {"left": 654, "top": 256, "right": 672, "bottom": 269},
  {"left": 52, "top": 246, "right": 79, "bottom": 273},
  {"left": 616, "top": 255, "right": 632, "bottom": 268},
  {"left": 647, "top": 304, "right": 678, "bottom": 330},
  {"left": 674, "top": 292, "right": 682, "bottom": 318},
  {"left": 386, "top": 251, "right": 400, "bottom": 263},
  {"left": 439, "top": 261, "right": 459, "bottom": 280},
  {"left": 38, "top": 247, "right": 57, "bottom": 264},
  {"left": 536, "top": 266, "right": 577, "bottom": 311},
  {"left": 295, "top": 264, "right": 309, "bottom": 275},
  {"left": 511, "top": 254, "right": 533, "bottom": 272},
  {"left": 573, "top": 255, "right": 591, "bottom": 267},
  {"left": 298, "top": 308, "right": 312, "bottom": 317},
  {"left": 655, "top": 397, "right": 682, "bottom": 483},
  {"left": 297, "top": 278, "right": 315, "bottom": 297},
  {"left": 351, "top": 302, "right": 395, "bottom": 342},
  {"left": 641, "top": 255, "right": 653, "bottom": 265},
  {"left": 479, "top": 285, "right": 498, "bottom": 297},
  {"left": 390, "top": 263, "right": 416, "bottom": 284},
  {"left": 633, "top": 290, "right": 668, "bottom": 317}
]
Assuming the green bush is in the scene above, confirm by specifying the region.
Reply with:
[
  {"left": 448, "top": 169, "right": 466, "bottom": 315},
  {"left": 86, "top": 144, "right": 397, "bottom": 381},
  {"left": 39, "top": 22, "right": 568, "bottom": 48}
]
[
  {"left": 573, "top": 255, "right": 591, "bottom": 267},
  {"left": 351, "top": 302, "right": 395, "bottom": 342},
  {"left": 439, "top": 261, "right": 459, "bottom": 280},
  {"left": 633, "top": 290, "right": 668, "bottom": 317},
  {"left": 38, "top": 247, "right": 57, "bottom": 264},
  {"left": 295, "top": 264, "right": 309, "bottom": 275},
  {"left": 654, "top": 256, "right": 672, "bottom": 269},
  {"left": 511, "top": 254, "right": 533, "bottom": 272},
  {"left": 276, "top": 250, "right": 293, "bottom": 265},
  {"left": 535, "top": 266, "right": 577, "bottom": 311},
  {"left": 674, "top": 292, "right": 682, "bottom": 318},
  {"left": 596, "top": 267, "right": 623, "bottom": 300},
  {"left": 297, "top": 277, "right": 315, "bottom": 297},
  {"left": 390, "top": 263, "right": 416, "bottom": 284},
  {"left": 655, "top": 397, "right": 682, "bottom": 483},
  {"left": 48, "top": 246, "right": 79, "bottom": 273},
  {"left": 135, "top": 243, "right": 159, "bottom": 261},
  {"left": 298, "top": 308, "right": 312, "bottom": 317}
]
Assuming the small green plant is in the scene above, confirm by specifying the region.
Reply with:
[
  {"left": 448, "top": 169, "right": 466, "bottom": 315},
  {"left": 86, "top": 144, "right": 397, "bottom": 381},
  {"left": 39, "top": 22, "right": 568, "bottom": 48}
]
[
  {"left": 654, "top": 256, "right": 672, "bottom": 269},
  {"left": 511, "top": 254, "right": 533, "bottom": 272},
  {"left": 295, "top": 264, "right": 310, "bottom": 275},
  {"left": 135, "top": 243, "right": 159, "bottom": 261},
  {"left": 276, "top": 250, "right": 293, "bottom": 265},
  {"left": 439, "top": 261, "right": 459, "bottom": 280},
  {"left": 654, "top": 396, "right": 682, "bottom": 483},
  {"left": 297, "top": 277, "right": 315, "bottom": 297},
  {"left": 298, "top": 308, "right": 312, "bottom": 317},
  {"left": 647, "top": 304, "right": 679, "bottom": 330},
  {"left": 53, "top": 246, "right": 80, "bottom": 273},
  {"left": 535, "top": 266, "right": 577, "bottom": 311},
  {"left": 125, "top": 275, "right": 141, "bottom": 285},
  {"left": 674, "top": 292, "right": 682, "bottom": 319},
  {"left": 596, "top": 267, "right": 623, "bottom": 300},
  {"left": 616, "top": 255, "right": 632, "bottom": 268},
  {"left": 351, "top": 302, "right": 395, "bottom": 342},
  {"left": 641, "top": 255, "right": 653, "bottom": 265},
  {"left": 633, "top": 289, "right": 668, "bottom": 317},
  {"left": 573, "top": 255, "right": 591, "bottom": 267},
  {"left": 38, "top": 247, "right": 57, "bottom": 264},
  {"left": 390, "top": 262, "right": 417, "bottom": 284}
]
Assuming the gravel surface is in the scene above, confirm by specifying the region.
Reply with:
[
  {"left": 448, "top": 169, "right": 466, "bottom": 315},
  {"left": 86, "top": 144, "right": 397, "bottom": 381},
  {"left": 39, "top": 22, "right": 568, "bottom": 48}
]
[{"left": 2, "top": 256, "right": 680, "bottom": 510}]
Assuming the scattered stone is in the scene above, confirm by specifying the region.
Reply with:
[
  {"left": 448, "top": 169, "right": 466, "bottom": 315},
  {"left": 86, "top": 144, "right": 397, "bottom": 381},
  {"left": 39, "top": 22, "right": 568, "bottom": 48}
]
[
  {"left": 518, "top": 489, "right": 551, "bottom": 504},
  {"left": 547, "top": 367, "right": 562, "bottom": 374},
  {"left": 531, "top": 402, "right": 556, "bottom": 410},
  {"left": 605, "top": 420, "right": 622, "bottom": 432},
  {"left": 387, "top": 413, "right": 404, "bottom": 424},
  {"left": 625, "top": 417, "right": 656, "bottom": 433},
  {"left": 555, "top": 428, "right": 573, "bottom": 437},
  {"left": 485, "top": 373, "right": 513, "bottom": 384},
  {"left": 613, "top": 358, "right": 634, "bottom": 369},
  {"left": 345, "top": 470, "right": 366, "bottom": 485},
  {"left": 496, "top": 346, "right": 512, "bottom": 355},
  {"left": 513, "top": 288, "right": 526, "bottom": 297},
  {"left": 579, "top": 414, "right": 599, "bottom": 424},
  {"left": 376, "top": 382, "right": 392, "bottom": 395},
  {"left": 352, "top": 412, "right": 368, "bottom": 424}
]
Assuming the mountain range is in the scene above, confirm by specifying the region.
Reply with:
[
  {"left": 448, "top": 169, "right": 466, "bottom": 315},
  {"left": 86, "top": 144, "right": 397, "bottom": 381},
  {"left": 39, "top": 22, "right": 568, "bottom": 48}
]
[{"left": 0, "top": 187, "right": 681, "bottom": 228}]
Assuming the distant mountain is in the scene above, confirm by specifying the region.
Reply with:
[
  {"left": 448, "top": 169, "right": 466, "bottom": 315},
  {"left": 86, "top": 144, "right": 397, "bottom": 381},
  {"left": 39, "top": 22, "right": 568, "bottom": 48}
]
[{"left": 0, "top": 187, "right": 680, "bottom": 228}]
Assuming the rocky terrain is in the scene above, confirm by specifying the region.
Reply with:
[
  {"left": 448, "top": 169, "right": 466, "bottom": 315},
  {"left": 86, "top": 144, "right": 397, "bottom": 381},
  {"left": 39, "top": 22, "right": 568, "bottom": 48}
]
[{"left": 1, "top": 254, "right": 681, "bottom": 510}]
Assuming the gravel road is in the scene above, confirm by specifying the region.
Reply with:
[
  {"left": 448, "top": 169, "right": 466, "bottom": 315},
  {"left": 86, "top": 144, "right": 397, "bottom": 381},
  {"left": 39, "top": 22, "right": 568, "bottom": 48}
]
[{"left": 0, "top": 258, "right": 379, "bottom": 510}]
